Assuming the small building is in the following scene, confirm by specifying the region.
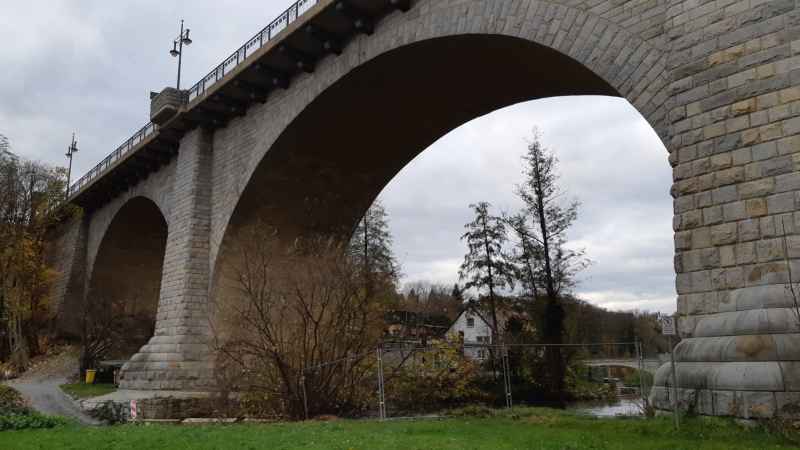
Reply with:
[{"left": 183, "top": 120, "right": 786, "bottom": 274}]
[
  {"left": 447, "top": 299, "right": 534, "bottom": 362},
  {"left": 447, "top": 303, "right": 493, "bottom": 362}
]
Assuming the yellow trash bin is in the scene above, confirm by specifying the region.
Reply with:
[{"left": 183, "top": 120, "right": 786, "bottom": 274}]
[{"left": 85, "top": 369, "right": 97, "bottom": 383}]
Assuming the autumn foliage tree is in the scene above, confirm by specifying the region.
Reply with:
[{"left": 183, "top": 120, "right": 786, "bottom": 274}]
[{"left": 0, "top": 137, "right": 80, "bottom": 369}]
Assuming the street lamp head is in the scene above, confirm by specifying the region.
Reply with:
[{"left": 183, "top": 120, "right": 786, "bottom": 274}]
[
  {"left": 182, "top": 29, "right": 192, "bottom": 46},
  {"left": 170, "top": 43, "right": 180, "bottom": 57},
  {"left": 67, "top": 136, "right": 77, "bottom": 157}
]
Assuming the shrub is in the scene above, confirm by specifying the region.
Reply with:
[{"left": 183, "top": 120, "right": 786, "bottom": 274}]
[
  {"left": 0, "top": 385, "right": 24, "bottom": 406},
  {"left": 622, "top": 372, "right": 653, "bottom": 388},
  {"left": 88, "top": 400, "right": 128, "bottom": 425},
  {"left": 0, "top": 403, "right": 35, "bottom": 417},
  {"left": 0, "top": 413, "right": 73, "bottom": 431},
  {"left": 0, "top": 385, "right": 35, "bottom": 417}
]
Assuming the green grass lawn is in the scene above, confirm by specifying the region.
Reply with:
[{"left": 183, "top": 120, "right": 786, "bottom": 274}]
[
  {"left": 58, "top": 383, "right": 117, "bottom": 399},
  {"left": 4, "top": 408, "right": 800, "bottom": 449}
]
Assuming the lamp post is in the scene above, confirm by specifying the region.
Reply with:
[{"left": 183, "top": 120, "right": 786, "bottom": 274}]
[
  {"left": 65, "top": 134, "right": 78, "bottom": 196},
  {"left": 170, "top": 20, "right": 193, "bottom": 89}
]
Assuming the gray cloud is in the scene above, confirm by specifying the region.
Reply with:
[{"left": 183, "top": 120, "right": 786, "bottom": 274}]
[{"left": 382, "top": 97, "right": 677, "bottom": 313}]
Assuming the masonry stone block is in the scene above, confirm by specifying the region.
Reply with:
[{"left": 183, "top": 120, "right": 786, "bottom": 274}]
[
  {"left": 715, "top": 167, "right": 745, "bottom": 185},
  {"left": 711, "top": 185, "right": 737, "bottom": 204},
  {"left": 722, "top": 201, "right": 746, "bottom": 221},
  {"left": 713, "top": 390, "right": 739, "bottom": 416},
  {"left": 766, "top": 191, "right": 796, "bottom": 214},
  {"left": 739, "top": 178, "right": 775, "bottom": 199},
  {"left": 711, "top": 223, "right": 738, "bottom": 246},
  {"left": 691, "top": 227, "right": 711, "bottom": 249},
  {"left": 776, "top": 172, "right": 800, "bottom": 193}
]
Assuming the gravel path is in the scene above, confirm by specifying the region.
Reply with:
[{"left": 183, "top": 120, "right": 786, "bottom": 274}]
[{"left": 8, "top": 350, "right": 99, "bottom": 425}]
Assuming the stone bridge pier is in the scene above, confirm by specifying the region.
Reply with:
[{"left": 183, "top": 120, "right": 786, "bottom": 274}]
[{"left": 47, "top": 0, "right": 800, "bottom": 419}]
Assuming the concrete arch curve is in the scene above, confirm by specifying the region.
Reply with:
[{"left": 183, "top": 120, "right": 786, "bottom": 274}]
[{"left": 208, "top": 0, "right": 669, "bottom": 281}]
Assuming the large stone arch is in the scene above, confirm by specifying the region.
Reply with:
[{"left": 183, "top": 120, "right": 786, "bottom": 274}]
[
  {"left": 163, "top": 0, "right": 670, "bottom": 390},
  {"left": 207, "top": 0, "right": 670, "bottom": 281}
]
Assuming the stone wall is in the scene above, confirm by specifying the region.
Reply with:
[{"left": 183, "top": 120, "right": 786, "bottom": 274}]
[{"left": 651, "top": 0, "right": 800, "bottom": 419}]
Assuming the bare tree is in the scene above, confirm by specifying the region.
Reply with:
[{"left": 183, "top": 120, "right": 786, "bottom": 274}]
[
  {"left": 779, "top": 219, "right": 800, "bottom": 331},
  {"left": 77, "top": 281, "right": 156, "bottom": 377},
  {"left": 400, "top": 279, "right": 462, "bottom": 321},
  {"left": 213, "top": 232, "right": 391, "bottom": 419}
]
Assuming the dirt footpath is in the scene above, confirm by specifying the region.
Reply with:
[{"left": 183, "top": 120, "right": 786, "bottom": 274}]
[{"left": 7, "top": 349, "right": 99, "bottom": 425}]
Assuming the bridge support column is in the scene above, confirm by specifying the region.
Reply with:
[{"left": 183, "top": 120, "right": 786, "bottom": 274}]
[
  {"left": 648, "top": 0, "right": 800, "bottom": 420},
  {"left": 651, "top": 283, "right": 800, "bottom": 419},
  {"left": 120, "top": 125, "right": 215, "bottom": 390}
]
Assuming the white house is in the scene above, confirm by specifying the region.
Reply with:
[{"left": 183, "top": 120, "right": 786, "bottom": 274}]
[{"left": 447, "top": 303, "right": 493, "bottom": 362}]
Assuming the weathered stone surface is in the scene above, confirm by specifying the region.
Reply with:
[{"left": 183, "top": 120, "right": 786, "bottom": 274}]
[{"left": 654, "top": 361, "right": 784, "bottom": 391}]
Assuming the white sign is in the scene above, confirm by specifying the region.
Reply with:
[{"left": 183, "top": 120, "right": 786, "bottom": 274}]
[
  {"left": 662, "top": 316, "right": 676, "bottom": 335},
  {"left": 3, "top": 370, "right": 9, "bottom": 378},
  {"left": 130, "top": 400, "right": 138, "bottom": 419}
]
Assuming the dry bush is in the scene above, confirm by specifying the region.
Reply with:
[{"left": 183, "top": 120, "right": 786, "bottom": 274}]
[{"left": 212, "top": 232, "right": 391, "bottom": 420}]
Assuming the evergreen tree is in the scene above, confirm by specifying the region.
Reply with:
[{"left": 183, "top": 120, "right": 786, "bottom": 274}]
[
  {"left": 348, "top": 199, "right": 400, "bottom": 293},
  {"left": 458, "top": 202, "right": 515, "bottom": 339},
  {"left": 510, "top": 130, "right": 591, "bottom": 395},
  {"left": 451, "top": 283, "right": 464, "bottom": 303}
]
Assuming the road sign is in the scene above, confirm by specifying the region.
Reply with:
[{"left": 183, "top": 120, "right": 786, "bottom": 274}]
[
  {"left": 130, "top": 400, "right": 138, "bottom": 419},
  {"left": 662, "top": 316, "right": 676, "bottom": 335}
]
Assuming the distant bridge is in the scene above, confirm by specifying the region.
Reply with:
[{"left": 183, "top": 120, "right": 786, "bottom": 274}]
[{"left": 581, "top": 358, "right": 662, "bottom": 374}]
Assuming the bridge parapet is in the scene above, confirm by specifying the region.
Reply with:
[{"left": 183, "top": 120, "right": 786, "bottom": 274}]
[
  {"left": 150, "top": 88, "right": 189, "bottom": 126},
  {"left": 60, "top": 0, "right": 406, "bottom": 213}
]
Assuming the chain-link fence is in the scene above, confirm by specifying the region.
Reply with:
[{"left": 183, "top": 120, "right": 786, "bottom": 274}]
[{"left": 300, "top": 342, "right": 660, "bottom": 420}]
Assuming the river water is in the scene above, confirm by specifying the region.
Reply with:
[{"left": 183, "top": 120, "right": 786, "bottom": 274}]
[{"left": 565, "top": 397, "right": 644, "bottom": 417}]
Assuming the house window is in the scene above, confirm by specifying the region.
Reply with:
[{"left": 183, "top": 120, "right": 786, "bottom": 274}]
[
  {"left": 477, "top": 349, "right": 487, "bottom": 360},
  {"left": 477, "top": 336, "right": 489, "bottom": 343},
  {"left": 467, "top": 318, "right": 475, "bottom": 328}
]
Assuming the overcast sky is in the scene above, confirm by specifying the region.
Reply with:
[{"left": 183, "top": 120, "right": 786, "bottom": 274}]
[{"left": 0, "top": 1, "right": 677, "bottom": 313}]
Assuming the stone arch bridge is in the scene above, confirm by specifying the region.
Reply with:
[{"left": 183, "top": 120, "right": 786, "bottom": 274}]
[
  {"left": 48, "top": 0, "right": 800, "bottom": 419},
  {"left": 583, "top": 358, "right": 662, "bottom": 374}
]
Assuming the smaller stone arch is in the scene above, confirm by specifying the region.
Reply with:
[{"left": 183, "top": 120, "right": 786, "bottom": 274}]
[{"left": 83, "top": 196, "right": 169, "bottom": 363}]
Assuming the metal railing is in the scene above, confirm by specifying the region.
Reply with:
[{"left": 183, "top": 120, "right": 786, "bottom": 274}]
[
  {"left": 187, "top": 0, "right": 319, "bottom": 101},
  {"left": 66, "top": 0, "right": 320, "bottom": 198},
  {"left": 68, "top": 122, "right": 158, "bottom": 197}
]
